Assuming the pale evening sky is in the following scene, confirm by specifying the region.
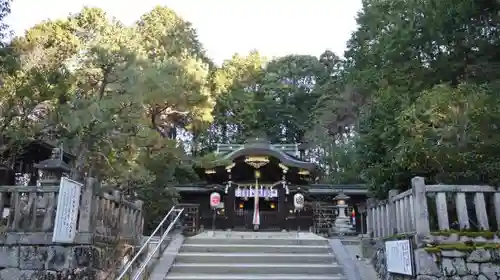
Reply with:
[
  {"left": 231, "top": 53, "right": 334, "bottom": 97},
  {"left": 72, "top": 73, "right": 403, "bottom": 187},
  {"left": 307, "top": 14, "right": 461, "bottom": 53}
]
[{"left": 6, "top": 0, "right": 362, "bottom": 64}]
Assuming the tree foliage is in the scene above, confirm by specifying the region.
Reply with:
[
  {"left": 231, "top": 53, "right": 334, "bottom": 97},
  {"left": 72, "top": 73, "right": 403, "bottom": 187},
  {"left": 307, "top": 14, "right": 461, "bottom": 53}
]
[
  {"left": 1, "top": 6, "right": 213, "bottom": 233},
  {"left": 0, "top": 0, "right": 10, "bottom": 46},
  {"left": 2, "top": 0, "right": 500, "bottom": 227},
  {"left": 341, "top": 0, "right": 500, "bottom": 197}
]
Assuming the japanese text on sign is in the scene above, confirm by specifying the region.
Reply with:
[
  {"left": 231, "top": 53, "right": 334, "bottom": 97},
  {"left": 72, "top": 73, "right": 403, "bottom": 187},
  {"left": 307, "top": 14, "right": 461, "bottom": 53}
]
[
  {"left": 52, "top": 177, "right": 82, "bottom": 243},
  {"left": 385, "top": 239, "right": 414, "bottom": 276}
]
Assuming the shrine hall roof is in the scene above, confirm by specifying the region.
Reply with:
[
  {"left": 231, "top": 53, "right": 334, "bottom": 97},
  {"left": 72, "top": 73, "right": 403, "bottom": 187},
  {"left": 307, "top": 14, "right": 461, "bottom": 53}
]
[{"left": 214, "top": 137, "right": 315, "bottom": 171}]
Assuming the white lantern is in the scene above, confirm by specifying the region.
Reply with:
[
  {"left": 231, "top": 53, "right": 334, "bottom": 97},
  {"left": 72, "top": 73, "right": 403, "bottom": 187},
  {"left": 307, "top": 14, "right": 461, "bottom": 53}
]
[
  {"left": 210, "top": 192, "right": 221, "bottom": 208},
  {"left": 294, "top": 193, "right": 304, "bottom": 210}
]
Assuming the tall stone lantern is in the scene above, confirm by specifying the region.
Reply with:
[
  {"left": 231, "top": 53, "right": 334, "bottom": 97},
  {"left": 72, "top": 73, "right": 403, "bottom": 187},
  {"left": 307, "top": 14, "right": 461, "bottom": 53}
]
[
  {"left": 34, "top": 147, "right": 71, "bottom": 186},
  {"left": 332, "top": 192, "right": 355, "bottom": 235},
  {"left": 334, "top": 193, "right": 350, "bottom": 217}
]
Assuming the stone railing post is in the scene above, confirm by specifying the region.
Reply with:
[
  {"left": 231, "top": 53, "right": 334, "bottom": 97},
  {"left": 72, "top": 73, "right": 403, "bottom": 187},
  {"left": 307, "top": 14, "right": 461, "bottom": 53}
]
[
  {"left": 411, "top": 176, "right": 430, "bottom": 237},
  {"left": 388, "top": 189, "right": 400, "bottom": 235},
  {"left": 134, "top": 200, "right": 144, "bottom": 242},
  {"left": 77, "top": 177, "right": 97, "bottom": 233},
  {"left": 366, "top": 198, "right": 376, "bottom": 238},
  {"left": 112, "top": 190, "right": 122, "bottom": 237},
  {"left": 494, "top": 188, "right": 500, "bottom": 231}
]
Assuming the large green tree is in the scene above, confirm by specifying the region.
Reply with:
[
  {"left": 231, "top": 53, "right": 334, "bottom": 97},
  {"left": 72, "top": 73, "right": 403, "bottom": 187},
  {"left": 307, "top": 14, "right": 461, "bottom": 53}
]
[
  {"left": 261, "top": 55, "right": 324, "bottom": 143},
  {"left": 201, "top": 53, "right": 328, "bottom": 151},
  {"left": 201, "top": 51, "right": 266, "bottom": 147},
  {"left": 339, "top": 0, "right": 500, "bottom": 197},
  {"left": 4, "top": 0, "right": 500, "bottom": 213},
  {"left": 2, "top": 6, "right": 214, "bottom": 232}
]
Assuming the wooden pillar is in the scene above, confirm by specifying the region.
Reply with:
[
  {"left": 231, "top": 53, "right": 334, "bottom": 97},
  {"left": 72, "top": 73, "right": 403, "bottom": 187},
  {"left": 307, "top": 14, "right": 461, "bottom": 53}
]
[
  {"left": 278, "top": 165, "right": 289, "bottom": 231},
  {"left": 357, "top": 202, "right": 366, "bottom": 234},
  {"left": 224, "top": 165, "right": 235, "bottom": 230},
  {"left": 225, "top": 185, "right": 235, "bottom": 230},
  {"left": 278, "top": 186, "right": 286, "bottom": 231}
]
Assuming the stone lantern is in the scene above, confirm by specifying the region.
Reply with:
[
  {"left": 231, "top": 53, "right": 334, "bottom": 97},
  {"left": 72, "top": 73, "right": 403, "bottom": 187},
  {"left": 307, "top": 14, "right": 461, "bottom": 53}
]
[
  {"left": 333, "top": 192, "right": 350, "bottom": 218},
  {"left": 332, "top": 192, "right": 355, "bottom": 235},
  {"left": 34, "top": 147, "right": 71, "bottom": 186}
]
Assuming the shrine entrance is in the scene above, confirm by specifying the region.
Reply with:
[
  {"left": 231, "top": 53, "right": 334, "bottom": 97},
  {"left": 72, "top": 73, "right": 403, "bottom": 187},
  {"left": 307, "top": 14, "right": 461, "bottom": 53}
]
[
  {"left": 233, "top": 185, "right": 282, "bottom": 230},
  {"left": 193, "top": 137, "right": 317, "bottom": 232}
]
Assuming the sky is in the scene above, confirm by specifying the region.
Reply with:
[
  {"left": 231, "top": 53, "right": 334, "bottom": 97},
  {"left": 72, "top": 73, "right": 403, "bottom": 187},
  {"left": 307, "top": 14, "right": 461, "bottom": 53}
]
[{"left": 6, "top": 0, "right": 362, "bottom": 64}]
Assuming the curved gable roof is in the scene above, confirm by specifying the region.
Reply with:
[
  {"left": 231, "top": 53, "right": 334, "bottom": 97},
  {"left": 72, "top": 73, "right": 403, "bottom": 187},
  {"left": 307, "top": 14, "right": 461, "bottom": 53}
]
[{"left": 218, "top": 140, "right": 316, "bottom": 171}]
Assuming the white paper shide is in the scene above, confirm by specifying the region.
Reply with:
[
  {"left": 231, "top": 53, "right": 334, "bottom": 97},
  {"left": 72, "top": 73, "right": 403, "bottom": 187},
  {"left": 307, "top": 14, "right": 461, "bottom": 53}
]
[{"left": 52, "top": 177, "right": 82, "bottom": 243}]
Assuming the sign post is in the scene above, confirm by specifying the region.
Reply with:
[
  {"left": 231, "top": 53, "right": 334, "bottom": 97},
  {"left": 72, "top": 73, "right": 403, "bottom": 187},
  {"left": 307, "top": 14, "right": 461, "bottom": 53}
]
[
  {"left": 385, "top": 239, "right": 414, "bottom": 276},
  {"left": 210, "top": 192, "right": 221, "bottom": 236},
  {"left": 52, "top": 177, "right": 83, "bottom": 243}
]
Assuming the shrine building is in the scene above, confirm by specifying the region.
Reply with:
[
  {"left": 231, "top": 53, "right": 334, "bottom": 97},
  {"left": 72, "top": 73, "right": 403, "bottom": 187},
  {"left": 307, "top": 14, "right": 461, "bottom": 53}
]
[{"left": 175, "top": 137, "right": 369, "bottom": 234}]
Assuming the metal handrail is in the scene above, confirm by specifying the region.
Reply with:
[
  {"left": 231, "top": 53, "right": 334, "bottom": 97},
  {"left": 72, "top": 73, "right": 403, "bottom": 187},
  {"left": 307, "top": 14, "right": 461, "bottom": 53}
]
[
  {"left": 131, "top": 208, "right": 184, "bottom": 280},
  {"left": 115, "top": 206, "right": 178, "bottom": 280}
]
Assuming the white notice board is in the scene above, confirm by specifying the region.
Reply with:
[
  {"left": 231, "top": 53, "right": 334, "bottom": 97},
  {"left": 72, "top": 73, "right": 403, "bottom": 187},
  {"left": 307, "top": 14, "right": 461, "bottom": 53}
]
[
  {"left": 385, "top": 239, "right": 414, "bottom": 276},
  {"left": 52, "top": 177, "right": 82, "bottom": 243}
]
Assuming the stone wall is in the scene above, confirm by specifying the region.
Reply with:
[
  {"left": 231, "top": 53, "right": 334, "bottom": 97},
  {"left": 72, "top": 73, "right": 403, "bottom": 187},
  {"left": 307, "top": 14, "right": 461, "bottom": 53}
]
[
  {"left": 371, "top": 240, "right": 500, "bottom": 280},
  {"left": 0, "top": 242, "right": 125, "bottom": 280}
]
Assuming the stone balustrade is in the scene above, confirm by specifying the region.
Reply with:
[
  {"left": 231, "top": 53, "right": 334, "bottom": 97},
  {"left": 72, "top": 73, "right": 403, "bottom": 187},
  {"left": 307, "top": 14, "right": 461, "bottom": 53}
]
[
  {"left": 366, "top": 176, "right": 500, "bottom": 238},
  {"left": 365, "top": 177, "right": 500, "bottom": 280},
  {"left": 0, "top": 178, "right": 144, "bottom": 279},
  {"left": 0, "top": 180, "right": 143, "bottom": 242}
]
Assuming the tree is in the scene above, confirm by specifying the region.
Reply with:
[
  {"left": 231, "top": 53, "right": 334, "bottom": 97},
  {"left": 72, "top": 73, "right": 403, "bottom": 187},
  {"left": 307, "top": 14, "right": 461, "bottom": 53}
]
[
  {"left": 0, "top": 0, "right": 10, "bottom": 47},
  {"left": 341, "top": 0, "right": 500, "bottom": 197},
  {"left": 6, "top": 0, "right": 500, "bottom": 215},
  {"left": 305, "top": 51, "right": 363, "bottom": 183},
  {"left": 261, "top": 55, "right": 324, "bottom": 143},
  {"left": 0, "top": 10, "right": 77, "bottom": 167},
  {"left": 135, "top": 6, "right": 214, "bottom": 141},
  {"left": 202, "top": 53, "right": 328, "bottom": 150},
  {"left": 201, "top": 51, "right": 266, "bottom": 147},
  {"left": 1, "top": 6, "right": 217, "bottom": 233}
]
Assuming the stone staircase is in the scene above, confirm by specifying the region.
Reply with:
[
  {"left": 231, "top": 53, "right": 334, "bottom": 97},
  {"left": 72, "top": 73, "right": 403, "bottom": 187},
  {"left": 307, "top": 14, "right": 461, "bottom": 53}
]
[{"left": 164, "top": 231, "right": 347, "bottom": 280}]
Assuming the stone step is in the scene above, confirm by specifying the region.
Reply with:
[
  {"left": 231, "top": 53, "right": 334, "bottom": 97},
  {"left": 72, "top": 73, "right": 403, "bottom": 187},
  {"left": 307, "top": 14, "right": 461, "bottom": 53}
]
[
  {"left": 193, "top": 231, "right": 317, "bottom": 239},
  {"left": 174, "top": 252, "right": 337, "bottom": 264},
  {"left": 179, "top": 244, "right": 331, "bottom": 254},
  {"left": 168, "top": 263, "right": 344, "bottom": 275},
  {"left": 185, "top": 237, "right": 327, "bottom": 246},
  {"left": 165, "top": 273, "right": 347, "bottom": 280},
  {"left": 339, "top": 237, "right": 362, "bottom": 246}
]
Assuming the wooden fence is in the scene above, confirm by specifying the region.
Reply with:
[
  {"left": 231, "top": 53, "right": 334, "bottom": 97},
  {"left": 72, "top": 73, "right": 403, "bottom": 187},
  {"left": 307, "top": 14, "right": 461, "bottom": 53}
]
[
  {"left": 366, "top": 176, "right": 500, "bottom": 238},
  {"left": 0, "top": 178, "right": 143, "bottom": 243}
]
